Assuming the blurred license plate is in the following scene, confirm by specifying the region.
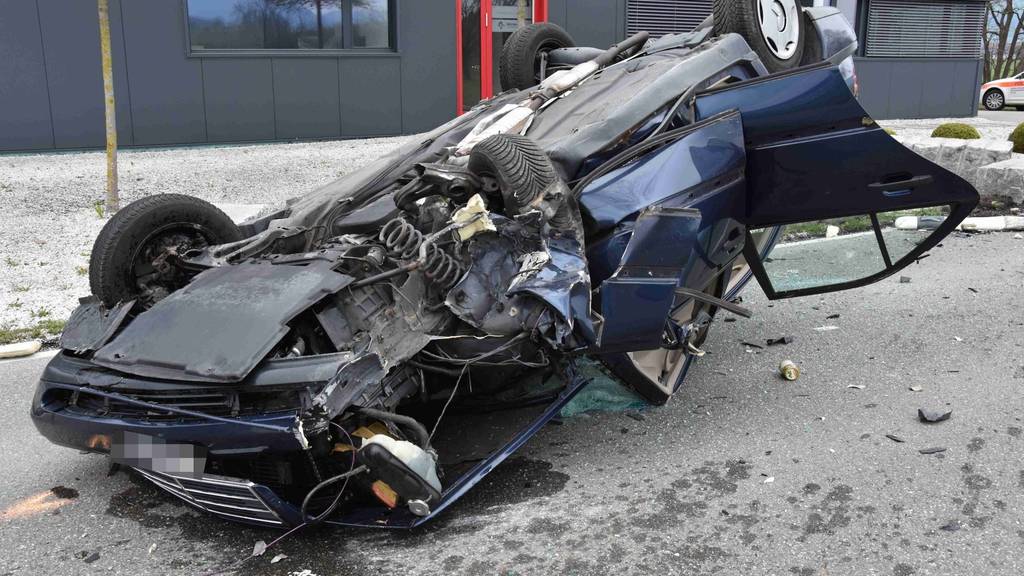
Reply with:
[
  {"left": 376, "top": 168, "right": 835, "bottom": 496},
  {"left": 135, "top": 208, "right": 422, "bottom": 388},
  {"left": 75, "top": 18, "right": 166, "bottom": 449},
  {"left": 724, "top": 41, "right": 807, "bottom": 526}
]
[{"left": 111, "top": 431, "right": 207, "bottom": 477}]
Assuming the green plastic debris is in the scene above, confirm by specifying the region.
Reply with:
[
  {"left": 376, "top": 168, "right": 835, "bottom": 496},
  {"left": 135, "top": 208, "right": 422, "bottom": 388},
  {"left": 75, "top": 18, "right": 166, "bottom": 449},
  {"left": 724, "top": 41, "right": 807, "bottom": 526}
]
[{"left": 560, "top": 358, "right": 648, "bottom": 418}]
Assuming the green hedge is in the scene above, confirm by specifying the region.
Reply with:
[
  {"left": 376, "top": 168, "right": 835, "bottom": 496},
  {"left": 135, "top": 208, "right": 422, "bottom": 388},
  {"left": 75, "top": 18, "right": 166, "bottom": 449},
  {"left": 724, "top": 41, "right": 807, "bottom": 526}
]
[
  {"left": 1009, "top": 122, "right": 1024, "bottom": 153},
  {"left": 930, "top": 123, "right": 981, "bottom": 140}
]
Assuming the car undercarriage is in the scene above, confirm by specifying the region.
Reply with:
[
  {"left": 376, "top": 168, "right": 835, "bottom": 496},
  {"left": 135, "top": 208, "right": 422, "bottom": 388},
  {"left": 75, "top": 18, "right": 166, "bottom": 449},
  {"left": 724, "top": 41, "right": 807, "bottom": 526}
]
[{"left": 31, "top": 7, "right": 979, "bottom": 529}]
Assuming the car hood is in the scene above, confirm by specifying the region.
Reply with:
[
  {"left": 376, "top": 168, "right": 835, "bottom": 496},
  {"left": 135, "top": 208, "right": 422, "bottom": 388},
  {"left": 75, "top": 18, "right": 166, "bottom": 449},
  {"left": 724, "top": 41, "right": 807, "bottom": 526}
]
[{"left": 92, "top": 261, "right": 352, "bottom": 383}]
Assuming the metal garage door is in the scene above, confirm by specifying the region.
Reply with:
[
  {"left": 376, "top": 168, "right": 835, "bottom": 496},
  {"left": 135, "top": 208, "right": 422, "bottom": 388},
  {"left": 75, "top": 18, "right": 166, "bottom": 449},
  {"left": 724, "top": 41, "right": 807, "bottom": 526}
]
[
  {"left": 865, "top": 0, "right": 985, "bottom": 58},
  {"left": 626, "top": 0, "right": 712, "bottom": 38}
]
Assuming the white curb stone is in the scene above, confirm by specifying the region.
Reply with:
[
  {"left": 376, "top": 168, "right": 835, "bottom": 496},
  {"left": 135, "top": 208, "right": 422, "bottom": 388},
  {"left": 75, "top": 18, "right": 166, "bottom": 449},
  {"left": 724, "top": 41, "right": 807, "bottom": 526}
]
[
  {"left": 895, "top": 136, "right": 1014, "bottom": 195},
  {"left": 895, "top": 215, "right": 1024, "bottom": 231},
  {"left": 974, "top": 157, "right": 1024, "bottom": 205},
  {"left": 0, "top": 340, "right": 42, "bottom": 359}
]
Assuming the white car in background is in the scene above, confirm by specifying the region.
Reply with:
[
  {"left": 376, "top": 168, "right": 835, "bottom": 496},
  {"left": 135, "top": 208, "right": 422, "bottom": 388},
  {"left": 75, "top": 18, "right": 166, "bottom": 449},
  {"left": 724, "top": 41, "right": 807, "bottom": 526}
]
[{"left": 981, "top": 72, "right": 1024, "bottom": 110}]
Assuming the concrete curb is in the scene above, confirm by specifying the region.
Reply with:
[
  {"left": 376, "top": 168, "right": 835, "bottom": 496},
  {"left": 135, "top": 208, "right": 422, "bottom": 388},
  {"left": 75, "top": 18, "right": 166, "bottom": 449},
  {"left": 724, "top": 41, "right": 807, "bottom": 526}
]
[
  {"left": 895, "top": 215, "right": 1024, "bottom": 231},
  {"left": 0, "top": 340, "right": 42, "bottom": 359}
]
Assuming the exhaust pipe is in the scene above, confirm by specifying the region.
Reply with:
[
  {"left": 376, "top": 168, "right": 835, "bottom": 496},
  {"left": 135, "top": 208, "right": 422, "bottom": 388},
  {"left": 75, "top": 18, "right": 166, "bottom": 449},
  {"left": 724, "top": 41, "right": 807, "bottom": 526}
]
[{"left": 455, "top": 31, "right": 650, "bottom": 156}]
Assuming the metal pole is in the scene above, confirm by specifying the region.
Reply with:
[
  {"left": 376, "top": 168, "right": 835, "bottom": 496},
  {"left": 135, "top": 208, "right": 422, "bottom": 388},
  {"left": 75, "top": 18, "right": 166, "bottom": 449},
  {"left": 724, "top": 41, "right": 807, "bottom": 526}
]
[{"left": 97, "top": 0, "right": 119, "bottom": 214}]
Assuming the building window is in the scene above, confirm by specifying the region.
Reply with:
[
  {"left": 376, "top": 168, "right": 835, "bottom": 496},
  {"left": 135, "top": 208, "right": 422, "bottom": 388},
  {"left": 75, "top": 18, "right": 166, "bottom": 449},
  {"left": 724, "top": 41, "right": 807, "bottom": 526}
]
[
  {"left": 626, "top": 0, "right": 711, "bottom": 39},
  {"left": 186, "top": 0, "right": 393, "bottom": 52},
  {"left": 864, "top": 0, "right": 985, "bottom": 59}
]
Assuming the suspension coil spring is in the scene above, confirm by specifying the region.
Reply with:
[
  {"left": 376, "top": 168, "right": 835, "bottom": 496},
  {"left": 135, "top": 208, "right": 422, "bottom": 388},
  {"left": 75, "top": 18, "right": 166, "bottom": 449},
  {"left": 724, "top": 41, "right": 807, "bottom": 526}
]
[
  {"left": 379, "top": 218, "right": 464, "bottom": 288},
  {"left": 380, "top": 218, "right": 423, "bottom": 260}
]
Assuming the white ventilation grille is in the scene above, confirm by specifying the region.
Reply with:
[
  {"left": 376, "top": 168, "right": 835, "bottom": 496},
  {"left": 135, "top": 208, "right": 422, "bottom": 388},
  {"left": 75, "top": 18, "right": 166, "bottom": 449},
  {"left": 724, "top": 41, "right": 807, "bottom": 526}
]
[
  {"left": 865, "top": 0, "right": 985, "bottom": 58},
  {"left": 626, "top": 0, "right": 712, "bottom": 38}
]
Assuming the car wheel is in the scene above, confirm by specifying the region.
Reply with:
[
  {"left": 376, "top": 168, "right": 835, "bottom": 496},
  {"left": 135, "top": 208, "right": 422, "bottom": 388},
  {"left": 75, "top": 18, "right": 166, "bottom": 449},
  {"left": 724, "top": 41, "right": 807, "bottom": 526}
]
[
  {"left": 983, "top": 89, "right": 1006, "bottom": 111},
  {"left": 468, "top": 133, "right": 557, "bottom": 212},
  {"left": 89, "top": 194, "right": 242, "bottom": 309},
  {"left": 600, "top": 274, "right": 730, "bottom": 405},
  {"left": 713, "top": 0, "right": 807, "bottom": 73},
  {"left": 499, "top": 22, "right": 576, "bottom": 91}
]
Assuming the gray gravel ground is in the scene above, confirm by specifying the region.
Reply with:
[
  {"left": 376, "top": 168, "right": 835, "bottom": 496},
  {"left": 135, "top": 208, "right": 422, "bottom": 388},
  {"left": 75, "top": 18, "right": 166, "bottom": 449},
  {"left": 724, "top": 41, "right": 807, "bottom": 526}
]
[
  {"left": 880, "top": 116, "right": 1018, "bottom": 142},
  {"left": 2, "top": 231, "right": 1022, "bottom": 575},
  {"left": 0, "top": 137, "right": 410, "bottom": 331}
]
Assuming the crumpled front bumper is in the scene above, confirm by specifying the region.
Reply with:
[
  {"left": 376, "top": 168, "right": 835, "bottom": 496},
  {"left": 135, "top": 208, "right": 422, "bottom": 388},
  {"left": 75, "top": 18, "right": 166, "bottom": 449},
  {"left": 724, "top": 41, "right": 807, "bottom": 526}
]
[{"left": 30, "top": 379, "right": 304, "bottom": 457}]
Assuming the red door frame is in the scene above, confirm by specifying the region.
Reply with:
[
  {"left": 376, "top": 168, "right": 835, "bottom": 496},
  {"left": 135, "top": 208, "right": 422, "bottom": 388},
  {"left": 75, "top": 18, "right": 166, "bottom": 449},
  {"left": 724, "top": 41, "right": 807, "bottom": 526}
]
[{"left": 456, "top": 0, "right": 547, "bottom": 116}]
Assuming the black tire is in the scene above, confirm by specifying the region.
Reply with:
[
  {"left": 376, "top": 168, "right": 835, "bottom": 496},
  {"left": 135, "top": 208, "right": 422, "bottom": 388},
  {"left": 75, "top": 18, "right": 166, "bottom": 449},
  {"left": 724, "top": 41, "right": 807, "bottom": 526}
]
[
  {"left": 983, "top": 89, "right": 1006, "bottom": 111},
  {"left": 499, "top": 23, "right": 575, "bottom": 91},
  {"left": 600, "top": 274, "right": 729, "bottom": 405},
  {"left": 468, "top": 134, "right": 556, "bottom": 212},
  {"left": 89, "top": 194, "right": 242, "bottom": 308},
  {"left": 713, "top": 0, "right": 806, "bottom": 73}
]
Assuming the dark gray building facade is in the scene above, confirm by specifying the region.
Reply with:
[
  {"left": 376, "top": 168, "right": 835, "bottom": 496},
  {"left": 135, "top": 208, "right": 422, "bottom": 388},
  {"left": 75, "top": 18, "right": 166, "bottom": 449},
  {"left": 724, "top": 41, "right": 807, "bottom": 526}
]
[{"left": 0, "top": 0, "right": 985, "bottom": 153}]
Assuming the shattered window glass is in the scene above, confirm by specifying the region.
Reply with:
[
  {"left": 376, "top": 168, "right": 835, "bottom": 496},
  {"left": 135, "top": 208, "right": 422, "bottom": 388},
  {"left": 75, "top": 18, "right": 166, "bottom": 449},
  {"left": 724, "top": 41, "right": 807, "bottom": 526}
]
[
  {"left": 758, "top": 220, "right": 887, "bottom": 292},
  {"left": 877, "top": 206, "right": 952, "bottom": 264}
]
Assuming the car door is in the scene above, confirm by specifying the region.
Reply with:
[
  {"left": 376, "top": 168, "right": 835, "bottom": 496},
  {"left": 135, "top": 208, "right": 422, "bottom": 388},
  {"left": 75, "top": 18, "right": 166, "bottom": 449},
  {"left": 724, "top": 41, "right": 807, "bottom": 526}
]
[
  {"left": 694, "top": 63, "right": 979, "bottom": 299},
  {"left": 1008, "top": 72, "right": 1024, "bottom": 105}
]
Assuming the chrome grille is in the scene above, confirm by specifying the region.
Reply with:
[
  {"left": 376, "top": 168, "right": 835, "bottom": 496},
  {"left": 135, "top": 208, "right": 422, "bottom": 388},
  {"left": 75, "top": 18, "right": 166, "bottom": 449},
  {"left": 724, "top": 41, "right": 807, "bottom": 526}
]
[{"left": 134, "top": 467, "right": 284, "bottom": 526}]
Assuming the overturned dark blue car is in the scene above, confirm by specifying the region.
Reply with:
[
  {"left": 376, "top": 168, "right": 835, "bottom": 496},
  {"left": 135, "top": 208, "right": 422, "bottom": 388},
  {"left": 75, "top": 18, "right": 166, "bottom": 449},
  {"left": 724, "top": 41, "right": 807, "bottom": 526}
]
[{"left": 32, "top": 2, "right": 978, "bottom": 529}]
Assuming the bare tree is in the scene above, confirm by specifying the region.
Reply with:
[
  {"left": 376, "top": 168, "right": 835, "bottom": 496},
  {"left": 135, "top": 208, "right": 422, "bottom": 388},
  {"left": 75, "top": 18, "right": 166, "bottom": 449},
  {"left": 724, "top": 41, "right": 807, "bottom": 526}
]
[{"left": 985, "top": 0, "right": 1024, "bottom": 82}]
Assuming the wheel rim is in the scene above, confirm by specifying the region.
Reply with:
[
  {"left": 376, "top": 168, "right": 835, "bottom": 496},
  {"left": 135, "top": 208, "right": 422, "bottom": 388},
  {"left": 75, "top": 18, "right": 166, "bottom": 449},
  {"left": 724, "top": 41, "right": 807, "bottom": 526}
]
[
  {"left": 627, "top": 275, "right": 729, "bottom": 393},
  {"left": 987, "top": 92, "right": 1004, "bottom": 109},
  {"left": 756, "top": 0, "right": 800, "bottom": 60},
  {"left": 128, "top": 223, "right": 214, "bottom": 307}
]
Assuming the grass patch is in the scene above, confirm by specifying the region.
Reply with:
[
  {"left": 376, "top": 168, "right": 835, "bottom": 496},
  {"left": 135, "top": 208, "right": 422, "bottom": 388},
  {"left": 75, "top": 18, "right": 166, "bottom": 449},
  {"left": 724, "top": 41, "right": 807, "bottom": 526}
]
[
  {"left": 4, "top": 257, "right": 17, "bottom": 267},
  {"left": 782, "top": 207, "right": 947, "bottom": 240},
  {"left": 12, "top": 285, "right": 31, "bottom": 293},
  {"left": 75, "top": 265, "right": 88, "bottom": 276},
  {"left": 0, "top": 318, "right": 66, "bottom": 345}
]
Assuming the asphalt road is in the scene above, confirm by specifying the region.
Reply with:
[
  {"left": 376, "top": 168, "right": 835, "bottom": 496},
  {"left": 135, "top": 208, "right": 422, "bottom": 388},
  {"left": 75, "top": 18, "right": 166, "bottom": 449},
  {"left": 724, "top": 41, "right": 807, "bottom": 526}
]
[
  {"left": 978, "top": 109, "right": 1024, "bottom": 124},
  {"left": 2, "top": 232, "right": 1022, "bottom": 576}
]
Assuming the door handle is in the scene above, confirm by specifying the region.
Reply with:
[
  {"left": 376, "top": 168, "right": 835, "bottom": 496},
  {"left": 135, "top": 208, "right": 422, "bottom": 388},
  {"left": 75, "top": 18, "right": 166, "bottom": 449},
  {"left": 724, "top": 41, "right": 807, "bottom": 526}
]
[{"left": 868, "top": 175, "right": 933, "bottom": 197}]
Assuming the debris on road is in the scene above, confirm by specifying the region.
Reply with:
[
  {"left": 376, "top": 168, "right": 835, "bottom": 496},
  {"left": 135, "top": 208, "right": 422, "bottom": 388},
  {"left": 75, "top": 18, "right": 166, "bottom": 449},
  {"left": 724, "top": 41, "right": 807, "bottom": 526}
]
[
  {"left": 899, "top": 276, "right": 912, "bottom": 284},
  {"left": 252, "top": 541, "right": 268, "bottom": 557},
  {"left": 886, "top": 434, "right": 906, "bottom": 443},
  {"left": 826, "top": 313, "right": 841, "bottom": 320},
  {"left": 742, "top": 341, "right": 766, "bottom": 349},
  {"left": 939, "top": 520, "right": 961, "bottom": 532},
  {"left": 909, "top": 386, "right": 924, "bottom": 392},
  {"left": 919, "top": 447, "right": 947, "bottom": 455},
  {"left": 918, "top": 408, "right": 953, "bottom": 423},
  {"left": 83, "top": 552, "right": 100, "bottom": 564},
  {"left": 50, "top": 486, "right": 78, "bottom": 499},
  {"left": 763, "top": 476, "right": 775, "bottom": 483},
  {"left": 779, "top": 360, "right": 800, "bottom": 381},
  {"left": 767, "top": 336, "right": 793, "bottom": 346},
  {"left": 271, "top": 554, "right": 288, "bottom": 564},
  {"left": 967, "top": 287, "right": 979, "bottom": 293},
  {"left": 846, "top": 384, "right": 866, "bottom": 390},
  {"left": 625, "top": 410, "right": 646, "bottom": 422},
  {"left": 814, "top": 325, "right": 839, "bottom": 332},
  {"left": 954, "top": 336, "right": 964, "bottom": 342}
]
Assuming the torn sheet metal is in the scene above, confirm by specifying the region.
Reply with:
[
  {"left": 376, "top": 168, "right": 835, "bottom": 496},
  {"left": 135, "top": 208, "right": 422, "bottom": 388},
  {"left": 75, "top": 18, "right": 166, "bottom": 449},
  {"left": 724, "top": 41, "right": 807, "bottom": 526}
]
[
  {"left": 59, "top": 296, "right": 135, "bottom": 354},
  {"left": 507, "top": 236, "right": 594, "bottom": 346}
]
